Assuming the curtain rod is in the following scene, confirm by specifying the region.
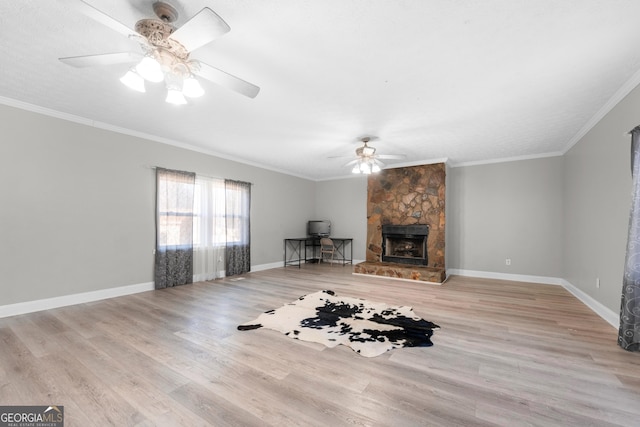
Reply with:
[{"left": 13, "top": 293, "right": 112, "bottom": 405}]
[{"left": 147, "top": 166, "right": 254, "bottom": 185}]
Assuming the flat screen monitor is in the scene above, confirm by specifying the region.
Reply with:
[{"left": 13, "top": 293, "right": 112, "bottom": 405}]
[{"left": 308, "top": 220, "right": 331, "bottom": 237}]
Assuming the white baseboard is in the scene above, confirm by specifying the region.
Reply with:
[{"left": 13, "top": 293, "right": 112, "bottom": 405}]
[
  {"left": 447, "top": 269, "right": 618, "bottom": 329},
  {"left": 251, "top": 261, "right": 284, "bottom": 272},
  {"left": 252, "top": 260, "right": 365, "bottom": 271},
  {"left": 3, "top": 267, "right": 620, "bottom": 330},
  {"left": 559, "top": 279, "right": 619, "bottom": 329},
  {"left": 446, "top": 268, "right": 563, "bottom": 285},
  {"left": 0, "top": 261, "right": 289, "bottom": 319},
  {"left": 0, "top": 282, "right": 154, "bottom": 319}
]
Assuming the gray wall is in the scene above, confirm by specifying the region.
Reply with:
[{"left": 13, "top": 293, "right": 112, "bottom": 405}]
[
  {"left": 314, "top": 176, "right": 368, "bottom": 261},
  {"left": 444, "top": 79, "right": 638, "bottom": 315},
  {"left": 0, "top": 104, "right": 315, "bottom": 305},
  {"left": 563, "top": 87, "right": 638, "bottom": 313},
  {"left": 3, "top": 77, "right": 638, "bottom": 317},
  {"left": 447, "top": 157, "right": 565, "bottom": 277}
]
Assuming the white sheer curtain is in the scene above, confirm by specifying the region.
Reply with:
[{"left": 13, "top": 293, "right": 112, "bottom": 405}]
[{"left": 193, "top": 175, "right": 226, "bottom": 281}]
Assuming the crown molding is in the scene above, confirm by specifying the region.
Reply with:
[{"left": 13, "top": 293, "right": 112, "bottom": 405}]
[
  {"left": 0, "top": 95, "right": 317, "bottom": 181},
  {"left": 450, "top": 151, "right": 564, "bottom": 168},
  {"left": 562, "top": 67, "right": 640, "bottom": 154}
]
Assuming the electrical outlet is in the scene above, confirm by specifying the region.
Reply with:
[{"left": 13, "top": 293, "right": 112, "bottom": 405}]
[
  {"left": 596, "top": 277, "right": 600, "bottom": 288},
  {"left": 505, "top": 258, "right": 511, "bottom": 266}
]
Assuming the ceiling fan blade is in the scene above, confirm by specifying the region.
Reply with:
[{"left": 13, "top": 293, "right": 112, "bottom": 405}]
[
  {"left": 344, "top": 159, "right": 359, "bottom": 167},
  {"left": 169, "top": 8, "right": 230, "bottom": 52},
  {"left": 59, "top": 52, "right": 142, "bottom": 67},
  {"left": 195, "top": 62, "right": 260, "bottom": 98},
  {"left": 376, "top": 154, "right": 406, "bottom": 160},
  {"left": 73, "top": 0, "right": 139, "bottom": 39}
]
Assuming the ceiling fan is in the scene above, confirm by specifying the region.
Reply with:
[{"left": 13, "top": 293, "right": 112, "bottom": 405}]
[
  {"left": 338, "top": 137, "right": 406, "bottom": 174},
  {"left": 59, "top": 0, "right": 260, "bottom": 104}
]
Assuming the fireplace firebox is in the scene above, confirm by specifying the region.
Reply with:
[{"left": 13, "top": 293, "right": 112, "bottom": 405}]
[{"left": 381, "top": 224, "right": 429, "bottom": 266}]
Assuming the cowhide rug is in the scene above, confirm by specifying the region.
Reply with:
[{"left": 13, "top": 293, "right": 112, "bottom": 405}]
[{"left": 237, "top": 290, "right": 439, "bottom": 357}]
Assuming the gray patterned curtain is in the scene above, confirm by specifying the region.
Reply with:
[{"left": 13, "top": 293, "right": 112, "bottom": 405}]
[
  {"left": 225, "top": 179, "right": 251, "bottom": 276},
  {"left": 619, "top": 126, "right": 640, "bottom": 351},
  {"left": 155, "top": 168, "right": 196, "bottom": 289}
]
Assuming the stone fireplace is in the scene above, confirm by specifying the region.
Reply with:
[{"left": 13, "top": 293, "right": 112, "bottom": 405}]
[{"left": 354, "top": 163, "right": 446, "bottom": 283}]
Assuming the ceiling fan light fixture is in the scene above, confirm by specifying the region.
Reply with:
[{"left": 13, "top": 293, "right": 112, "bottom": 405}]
[
  {"left": 120, "top": 69, "right": 146, "bottom": 92},
  {"left": 351, "top": 158, "right": 381, "bottom": 175},
  {"left": 182, "top": 76, "right": 204, "bottom": 98},
  {"left": 166, "top": 88, "right": 187, "bottom": 105},
  {"left": 136, "top": 56, "right": 164, "bottom": 82},
  {"left": 359, "top": 162, "right": 372, "bottom": 174}
]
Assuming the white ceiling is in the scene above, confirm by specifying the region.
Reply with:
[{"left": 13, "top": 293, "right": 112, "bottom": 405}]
[{"left": 3, "top": 0, "right": 640, "bottom": 180}]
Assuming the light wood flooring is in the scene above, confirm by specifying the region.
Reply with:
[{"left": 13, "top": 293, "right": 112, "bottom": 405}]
[{"left": 1, "top": 265, "right": 639, "bottom": 426}]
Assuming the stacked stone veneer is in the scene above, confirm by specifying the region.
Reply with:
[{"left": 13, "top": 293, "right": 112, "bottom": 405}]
[{"left": 356, "top": 163, "right": 446, "bottom": 283}]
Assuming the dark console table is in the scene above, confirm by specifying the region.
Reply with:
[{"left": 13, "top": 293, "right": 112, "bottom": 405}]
[{"left": 284, "top": 237, "right": 353, "bottom": 267}]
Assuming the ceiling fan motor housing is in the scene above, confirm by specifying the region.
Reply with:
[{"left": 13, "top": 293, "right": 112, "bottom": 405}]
[
  {"left": 356, "top": 143, "right": 376, "bottom": 157},
  {"left": 138, "top": 19, "right": 189, "bottom": 51},
  {"left": 152, "top": 2, "right": 179, "bottom": 23}
]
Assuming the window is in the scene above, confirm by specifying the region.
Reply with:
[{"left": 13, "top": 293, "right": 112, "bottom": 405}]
[
  {"left": 156, "top": 169, "right": 195, "bottom": 250},
  {"left": 192, "top": 177, "right": 250, "bottom": 246},
  {"left": 193, "top": 177, "right": 226, "bottom": 248},
  {"left": 155, "top": 170, "right": 251, "bottom": 282},
  {"left": 225, "top": 181, "right": 250, "bottom": 246},
  {"left": 154, "top": 168, "right": 195, "bottom": 288}
]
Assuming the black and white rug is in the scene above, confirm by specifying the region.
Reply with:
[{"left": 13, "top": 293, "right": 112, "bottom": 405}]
[{"left": 238, "top": 290, "right": 439, "bottom": 357}]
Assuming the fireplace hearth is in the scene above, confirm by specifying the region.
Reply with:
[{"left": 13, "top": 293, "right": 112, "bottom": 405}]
[{"left": 381, "top": 224, "right": 429, "bottom": 266}]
